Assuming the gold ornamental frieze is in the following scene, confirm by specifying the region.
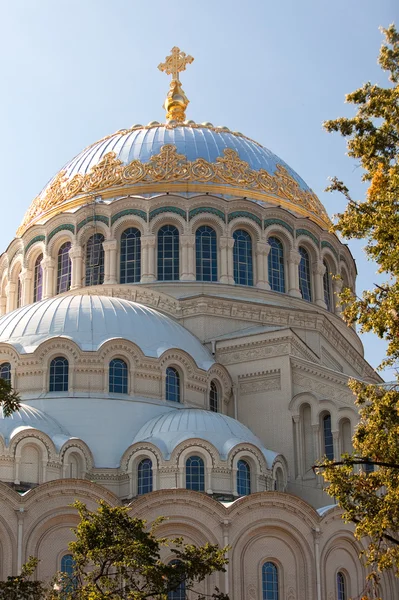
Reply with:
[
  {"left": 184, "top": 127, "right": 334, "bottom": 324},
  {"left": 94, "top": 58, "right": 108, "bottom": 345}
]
[{"left": 17, "top": 144, "right": 330, "bottom": 236}]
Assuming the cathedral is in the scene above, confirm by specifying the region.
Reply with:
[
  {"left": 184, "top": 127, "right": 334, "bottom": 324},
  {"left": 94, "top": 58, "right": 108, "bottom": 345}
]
[{"left": 0, "top": 47, "right": 396, "bottom": 599}]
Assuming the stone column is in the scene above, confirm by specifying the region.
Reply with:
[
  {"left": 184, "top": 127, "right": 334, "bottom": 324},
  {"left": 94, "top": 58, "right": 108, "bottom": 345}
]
[
  {"left": 292, "top": 415, "right": 301, "bottom": 479},
  {"left": 332, "top": 430, "right": 339, "bottom": 461},
  {"left": 226, "top": 238, "right": 235, "bottom": 284},
  {"left": 69, "top": 244, "right": 83, "bottom": 290},
  {"left": 313, "top": 260, "right": 327, "bottom": 308},
  {"left": 0, "top": 297, "right": 6, "bottom": 316},
  {"left": 180, "top": 235, "right": 195, "bottom": 281},
  {"left": 141, "top": 236, "right": 156, "bottom": 283},
  {"left": 6, "top": 281, "right": 16, "bottom": 312},
  {"left": 103, "top": 239, "right": 118, "bottom": 285},
  {"left": 219, "top": 237, "right": 229, "bottom": 284},
  {"left": 20, "top": 268, "right": 33, "bottom": 306},
  {"left": 333, "top": 277, "right": 343, "bottom": 315},
  {"left": 256, "top": 242, "right": 271, "bottom": 290},
  {"left": 42, "top": 256, "right": 56, "bottom": 299},
  {"left": 288, "top": 249, "right": 301, "bottom": 298}
]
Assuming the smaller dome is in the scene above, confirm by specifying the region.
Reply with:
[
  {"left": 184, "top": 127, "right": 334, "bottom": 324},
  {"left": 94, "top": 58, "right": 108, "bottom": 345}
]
[
  {"left": 0, "top": 403, "right": 70, "bottom": 449},
  {"left": 0, "top": 295, "right": 214, "bottom": 370},
  {"left": 133, "top": 408, "right": 278, "bottom": 465}
]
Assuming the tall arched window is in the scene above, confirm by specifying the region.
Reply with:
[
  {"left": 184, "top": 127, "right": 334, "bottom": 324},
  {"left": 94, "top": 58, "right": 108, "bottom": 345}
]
[
  {"left": 60, "top": 554, "right": 77, "bottom": 592},
  {"left": 49, "top": 357, "right": 69, "bottom": 392},
  {"left": 168, "top": 560, "right": 186, "bottom": 600},
  {"left": 158, "top": 225, "right": 179, "bottom": 281},
  {"left": 17, "top": 273, "right": 22, "bottom": 308},
  {"left": 137, "top": 458, "right": 153, "bottom": 495},
  {"left": 109, "top": 358, "right": 128, "bottom": 394},
  {"left": 274, "top": 467, "right": 284, "bottom": 492},
  {"left": 120, "top": 227, "right": 141, "bottom": 283},
  {"left": 33, "top": 254, "right": 43, "bottom": 302},
  {"left": 233, "top": 229, "right": 253, "bottom": 286},
  {"left": 298, "top": 246, "right": 312, "bottom": 301},
  {"left": 196, "top": 225, "right": 217, "bottom": 282},
  {"left": 166, "top": 367, "right": 180, "bottom": 403},
  {"left": 85, "top": 233, "right": 105, "bottom": 286},
  {"left": 268, "top": 237, "right": 285, "bottom": 293},
  {"left": 337, "top": 571, "right": 347, "bottom": 600},
  {"left": 57, "top": 242, "right": 72, "bottom": 294},
  {"left": 323, "top": 260, "right": 332, "bottom": 311},
  {"left": 323, "top": 413, "right": 334, "bottom": 460},
  {"left": 237, "top": 459, "right": 251, "bottom": 496},
  {"left": 262, "top": 562, "right": 279, "bottom": 600},
  {"left": 0, "top": 362, "right": 11, "bottom": 382},
  {"left": 209, "top": 380, "right": 218, "bottom": 412},
  {"left": 185, "top": 456, "right": 205, "bottom": 491}
]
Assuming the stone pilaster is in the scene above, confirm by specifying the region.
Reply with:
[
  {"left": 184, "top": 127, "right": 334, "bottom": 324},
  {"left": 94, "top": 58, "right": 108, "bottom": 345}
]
[
  {"left": 288, "top": 249, "right": 301, "bottom": 298},
  {"left": 103, "top": 239, "right": 118, "bottom": 285}
]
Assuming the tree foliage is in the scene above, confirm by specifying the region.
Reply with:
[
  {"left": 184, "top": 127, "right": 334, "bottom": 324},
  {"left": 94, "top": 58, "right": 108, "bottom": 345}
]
[
  {"left": 0, "top": 557, "right": 46, "bottom": 600},
  {"left": 318, "top": 24, "right": 399, "bottom": 595},
  {"left": 0, "top": 377, "right": 20, "bottom": 417},
  {"left": 50, "top": 500, "right": 229, "bottom": 600}
]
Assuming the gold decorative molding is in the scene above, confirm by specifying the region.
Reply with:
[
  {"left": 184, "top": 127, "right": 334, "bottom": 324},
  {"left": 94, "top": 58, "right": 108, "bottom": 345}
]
[{"left": 17, "top": 145, "right": 330, "bottom": 236}]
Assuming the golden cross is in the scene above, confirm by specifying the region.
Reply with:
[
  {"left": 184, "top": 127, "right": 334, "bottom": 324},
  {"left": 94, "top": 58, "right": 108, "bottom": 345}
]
[{"left": 158, "top": 46, "right": 194, "bottom": 81}]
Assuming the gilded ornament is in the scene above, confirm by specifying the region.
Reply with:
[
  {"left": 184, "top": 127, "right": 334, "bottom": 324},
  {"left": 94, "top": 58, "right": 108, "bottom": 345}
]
[
  {"left": 17, "top": 144, "right": 330, "bottom": 236},
  {"left": 158, "top": 47, "right": 194, "bottom": 122}
]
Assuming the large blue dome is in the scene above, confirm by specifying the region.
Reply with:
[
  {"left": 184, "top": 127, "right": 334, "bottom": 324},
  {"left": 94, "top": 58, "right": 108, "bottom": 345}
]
[
  {"left": 18, "top": 121, "right": 330, "bottom": 235},
  {"left": 61, "top": 124, "right": 311, "bottom": 192}
]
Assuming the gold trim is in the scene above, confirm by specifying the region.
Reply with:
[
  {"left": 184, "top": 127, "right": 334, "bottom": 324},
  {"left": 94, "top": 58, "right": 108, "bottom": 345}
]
[{"left": 17, "top": 145, "right": 330, "bottom": 236}]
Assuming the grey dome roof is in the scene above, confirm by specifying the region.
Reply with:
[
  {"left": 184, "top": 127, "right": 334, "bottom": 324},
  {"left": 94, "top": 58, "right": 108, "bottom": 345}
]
[
  {"left": 0, "top": 295, "right": 214, "bottom": 370},
  {"left": 0, "top": 403, "right": 70, "bottom": 449},
  {"left": 133, "top": 408, "right": 278, "bottom": 465}
]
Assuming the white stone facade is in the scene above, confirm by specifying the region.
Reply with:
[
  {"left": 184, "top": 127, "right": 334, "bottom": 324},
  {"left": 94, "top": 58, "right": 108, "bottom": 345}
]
[{"left": 0, "top": 131, "right": 396, "bottom": 598}]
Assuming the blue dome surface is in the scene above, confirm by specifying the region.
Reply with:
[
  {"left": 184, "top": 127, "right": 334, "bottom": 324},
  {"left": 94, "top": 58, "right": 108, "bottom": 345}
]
[{"left": 61, "top": 124, "right": 310, "bottom": 192}]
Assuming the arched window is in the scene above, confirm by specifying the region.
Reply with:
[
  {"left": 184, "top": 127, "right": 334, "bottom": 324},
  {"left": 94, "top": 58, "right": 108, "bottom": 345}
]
[
  {"left": 233, "top": 229, "right": 253, "bottom": 286},
  {"left": 60, "top": 554, "right": 77, "bottom": 592},
  {"left": 274, "top": 467, "right": 284, "bottom": 492},
  {"left": 262, "top": 561, "right": 279, "bottom": 600},
  {"left": 323, "top": 413, "right": 334, "bottom": 460},
  {"left": 109, "top": 358, "right": 128, "bottom": 394},
  {"left": 323, "top": 260, "right": 332, "bottom": 310},
  {"left": 185, "top": 455, "right": 205, "bottom": 491},
  {"left": 268, "top": 237, "right": 285, "bottom": 293},
  {"left": 166, "top": 367, "right": 180, "bottom": 403},
  {"left": 0, "top": 362, "right": 11, "bottom": 383},
  {"left": 57, "top": 242, "right": 72, "bottom": 294},
  {"left": 168, "top": 560, "right": 186, "bottom": 600},
  {"left": 137, "top": 458, "right": 153, "bottom": 495},
  {"left": 49, "top": 357, "right": 69, "bottom": 392},
  {"left": 33, "top": 254, "right": 43, "bottom": 302},
  {"left": 120, "top": 227, "right": 141, "bottom": 283},
  {"left": 17, "top": 274, "right": 22, "bottom": 308},
  {"left": 298, "top": 246, "right": 312, "bottom": 301},
  {"left": 196, "top": 225, "right": 217, "bottom": 282},
  {"left": 158, "top": 225, "right": 179, "bottom": 281},
  {"left": 337, "top": 571, "right": 346, "bottom": 600},
  {"left": 209, "top": 380, "right": 218, "bottom": 413},
  {"left": 85, "top": 233, "right": 105, "bottom": 286},
  {"left": 237, "top": 459, "right": 251, "bottom": 496}
]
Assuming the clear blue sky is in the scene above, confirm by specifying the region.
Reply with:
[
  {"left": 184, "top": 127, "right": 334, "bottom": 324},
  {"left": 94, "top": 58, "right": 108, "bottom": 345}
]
[{"left": 0, "top": 0, "right": 397, "bottom": 374}]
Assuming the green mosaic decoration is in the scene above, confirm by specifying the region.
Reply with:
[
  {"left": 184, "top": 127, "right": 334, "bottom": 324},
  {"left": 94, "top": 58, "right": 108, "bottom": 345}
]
[
  {"left": 188, "top": 206, "right": 225, "bottom": 222},
  {"left": 264, "top": 218, "right": 294, "bottom": 236},
  {"left": 296, "top": 228, "right": 319, "bottom": 247},
  {"left": 24, "top": 235, "right": 45, "bottom": 255},
  {"left": 321, "top": 240, "right": 339, "bottom": 260},
  {"left": 227, "top": 211, "right": 262, "bottom": 227},
  {"left": 47, "top": 224, "right": 75, "bottom": 244},
  {"left": 76, "top": 215, "right": 109, "bottom": 233},
  {"left": 149, "top": 206, "right": 187, "bottom": 221},
  {"left": 111, "top": 208, "right": 147, "bottom": 226}
]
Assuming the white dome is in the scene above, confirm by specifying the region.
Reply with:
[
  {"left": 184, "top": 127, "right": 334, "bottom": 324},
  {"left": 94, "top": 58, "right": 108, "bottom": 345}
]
[
  {"left": 0, "top": 403, "right": 70, "bottom": 449},
  {"left": 0, "top": 295, "right": 214, "bottom": 370},
  {"left": 133, "top": 408, "right": 278, "bottom": 465}
]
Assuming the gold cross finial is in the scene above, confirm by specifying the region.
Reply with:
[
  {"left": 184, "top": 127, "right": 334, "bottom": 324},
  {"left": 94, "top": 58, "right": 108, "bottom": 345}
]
[
  {"left": 158, "top": 47, "right": 194, "bottom": 122},
  {"left": 158, "top": 46, "right": 194, "bottom": 81}
]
